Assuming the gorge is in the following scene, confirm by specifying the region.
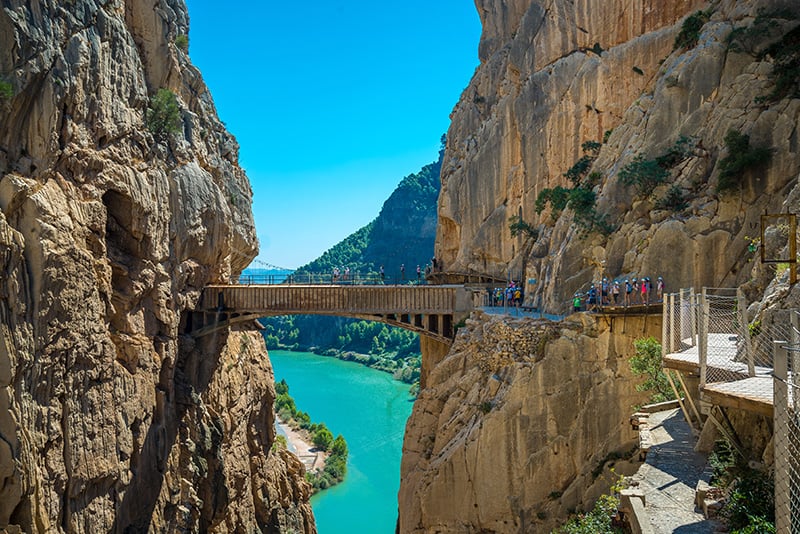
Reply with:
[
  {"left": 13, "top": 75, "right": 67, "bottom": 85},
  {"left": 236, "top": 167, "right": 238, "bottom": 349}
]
[{"left": 2, "top": 0, "right": 800, "bottom": 533}]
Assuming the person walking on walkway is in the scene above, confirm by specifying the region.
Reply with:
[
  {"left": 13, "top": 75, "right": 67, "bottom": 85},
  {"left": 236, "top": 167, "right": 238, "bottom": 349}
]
[
  {"left": 400, "top": 263, "right": 405, "bottom": 282},
  {"left": 380, "top": 265, "right": 385, "bottom": 284},
  {"left": 416, "top": 265, "right": 421, "bottom": 282}
]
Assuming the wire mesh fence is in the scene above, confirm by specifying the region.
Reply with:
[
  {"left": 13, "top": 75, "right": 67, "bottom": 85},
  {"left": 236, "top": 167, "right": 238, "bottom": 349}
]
[
  {"left": 662, "top": 288, "right": 782, "bottom": 390},
  {"left": 664, "top": 289, "right": 800, "bottom": 529},
  {"left": 774, "top": 336, "right": 800, "bottom": 532}
]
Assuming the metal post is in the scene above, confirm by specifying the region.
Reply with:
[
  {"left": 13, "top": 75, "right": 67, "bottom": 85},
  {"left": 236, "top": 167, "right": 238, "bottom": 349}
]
[
  {"left": 690, "top": 288, "right": 697, "bottom": 346},
  {"left": 774, "top": 340, "right": 790, "bottom": 534},
  {"left": 737, "top": 288, "right": 755, "bottom": 377},
  {"left": 699, "top": 288, "right": 708, "bottom": 388},
  {"left": 662, "top": 294, "right": 669, "bottom": 360},
  {"left": 669, "top": 293, "right": 677, "bottom": 354}
]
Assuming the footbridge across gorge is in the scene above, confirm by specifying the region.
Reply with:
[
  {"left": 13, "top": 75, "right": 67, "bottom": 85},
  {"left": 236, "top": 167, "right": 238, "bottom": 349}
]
[{"left": 191, "top": 284, "right": 476, "bottom": 344}]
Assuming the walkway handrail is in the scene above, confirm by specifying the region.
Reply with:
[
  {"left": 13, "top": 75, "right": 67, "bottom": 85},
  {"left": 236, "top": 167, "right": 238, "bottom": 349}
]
[{"left": 233, "top": 272, "right": 430, "bottom": 286}]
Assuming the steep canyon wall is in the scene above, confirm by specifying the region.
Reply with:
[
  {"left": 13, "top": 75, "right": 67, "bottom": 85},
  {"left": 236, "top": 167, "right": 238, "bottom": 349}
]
[
  {"left": 401, "top": 312, "right": 660, "bottom": 532},
  {"left": 437, "top": 0, "right": 800, "bottom": 312},
  {"left": 0, "top": 0, "right": 313, "bottom": 531},
  {"left": 404, "top": 0, "right": 800, "bottom": 532}
]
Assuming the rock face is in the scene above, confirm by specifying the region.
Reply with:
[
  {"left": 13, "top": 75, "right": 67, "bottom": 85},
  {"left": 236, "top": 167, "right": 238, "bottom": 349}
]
[
  {"left": 400, "top": 312, "right": 660, "bottom": 532},
  {"left": 0, "top": 1, "right": 313, "bottom": 532},
  {"left": 406, "top": 0, "right": 800, "bottom": 531},
  {"left": 436, "top": 0, "right": 800, "bottom": 312}
]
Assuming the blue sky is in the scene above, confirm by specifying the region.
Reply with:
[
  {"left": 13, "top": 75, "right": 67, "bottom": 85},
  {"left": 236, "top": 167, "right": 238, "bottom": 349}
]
[{"left": 185, "top": 1, "right": 481, "bottom": 269}]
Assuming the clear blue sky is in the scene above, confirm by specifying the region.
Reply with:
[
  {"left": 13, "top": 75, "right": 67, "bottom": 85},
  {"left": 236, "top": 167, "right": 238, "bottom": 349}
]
[{"left": 185, "top": 1, "right": 481, "bottom": 269}]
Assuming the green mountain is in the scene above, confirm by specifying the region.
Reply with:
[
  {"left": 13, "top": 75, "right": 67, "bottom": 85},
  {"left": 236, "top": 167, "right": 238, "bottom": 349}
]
[
  {"left": 295, "top": 144, "right": 442, "bottom": 278},
  {"left": 261, "top": 142, "right": 443, "bottom": 386}
]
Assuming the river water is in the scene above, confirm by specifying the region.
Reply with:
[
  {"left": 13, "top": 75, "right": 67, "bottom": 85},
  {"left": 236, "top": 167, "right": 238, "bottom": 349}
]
[{"left": 268, "top": 350, "right": 414, "bottom": 533}]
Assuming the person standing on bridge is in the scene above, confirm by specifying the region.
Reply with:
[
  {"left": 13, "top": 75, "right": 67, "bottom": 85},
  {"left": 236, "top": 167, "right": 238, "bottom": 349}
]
[
  {"left": 416, "top": 265, "right": 421, "bottom": 283},
  {"left": 380, "top": 265, "right": 385, "bottom": 283},
  {"left": 400, "top": 263, "right": 405, "bottom": 282}
]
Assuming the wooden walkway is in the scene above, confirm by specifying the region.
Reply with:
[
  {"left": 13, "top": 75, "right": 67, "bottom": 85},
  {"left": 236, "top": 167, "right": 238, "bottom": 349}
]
[
  {"left": 664, "top": 333, "right": 774, "bottom": 416},
  {"left": 193, "top": 284, "right": 475, "bottom": 343}
]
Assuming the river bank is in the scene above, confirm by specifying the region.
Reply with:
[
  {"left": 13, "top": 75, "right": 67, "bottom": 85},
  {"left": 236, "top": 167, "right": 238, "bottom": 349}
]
[
  {"left": 275, "top": 416, "right": 326, "bottom": 472},
  {"left": 269, "top": 349, "right": 414, "bottom": 533}
]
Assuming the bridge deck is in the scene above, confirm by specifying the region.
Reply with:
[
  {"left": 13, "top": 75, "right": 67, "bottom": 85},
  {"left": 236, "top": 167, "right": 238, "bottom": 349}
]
[
  {"left": 195, "top": 283, "right": 475, "bottom": 343},
  {"left": 200, "top": 284, "right": 471, "bottom": 316}
]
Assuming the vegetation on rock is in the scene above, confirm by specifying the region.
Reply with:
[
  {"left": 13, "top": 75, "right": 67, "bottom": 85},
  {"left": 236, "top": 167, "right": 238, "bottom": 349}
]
[
  {"left": 654, "top": 184, "right": 689, "bottom": 212},
  {"left": 673, "top": 10, "right": 711, "bottom": 50},
  {"left": 535, "top": 140, "right": 613, "bottom": 235},
  {"left": 716, "top": 130, "right": 772, "bottom": 194},
  {"left": 618, "top": 155, "right": 669, "bottom": 196},
  {"left": 629, "top": 337, "right": 680, "bottom": 404},
  {"left": 145, "top": 88, "right": 182, "bottom": 142},
  {"left": 0, "top": 80, "right": 12, "bottom": 101},
  {"left": 274, "top": 379, "right": 349, "bottom": 491},
  {"left": 710, "top": 440, "right": 775, "bottom": 533},
  {"left": 553, "top": 473, "right": 626, "bottom": 533},
  {"left": 508, "top": 214, "right": 539, "bottom": 239},
  {"left": 174, "top": 34, "right": 189, "bottom": 52}
]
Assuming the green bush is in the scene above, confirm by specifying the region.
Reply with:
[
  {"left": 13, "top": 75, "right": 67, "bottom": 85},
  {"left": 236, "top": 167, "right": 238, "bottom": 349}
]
[
  {"left": 0, "top": 80, "right": 12, "bottom": 101},
  {"left": 145, "top": 88, "right": 182, "bottom": 142},
  {"left": 565, "top": 155, "right": 595, "bottom": 185},
  {"left": 674, "top": 10, "right": 711, "bottom": 50},
  {"left": 760, "top": 25, "right": 800, "bottom": 102},
  {"left": 655, "top": 135, "right": 694, "bottom": 169},
  {"left": 711, "top": 440, "right": 775, "bottom": 532},
  {"left": 716, "top": 129, "right": 772, "bottom": 194},
  {"left": 535, "top": 186, "right": 570, "bottom": 221},
  {"left": 508, "top": 214, "right": 539, "bottom": 239},
  {"left": 174, "top": 34, "right": 189, "bottom": 52},
  {"left": 313, "top": 426, "right": 334, "bottom": 451},
  {"left": 655, "top": 185, "right": 689, "bottom": 212},
  {"left": 554, "top": 475, "right": 625, "bottom": 533},
  {"left": 618, "top": 154, "right": 669, "bottom": 196},
  {"left": 630, "top": 337, "right": 679, "bottom": 404}
]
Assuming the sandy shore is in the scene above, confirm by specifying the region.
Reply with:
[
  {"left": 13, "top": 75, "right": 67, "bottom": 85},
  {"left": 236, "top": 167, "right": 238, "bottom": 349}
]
[{"left": 276, "top": 415, "right": 326, "bottom": 472}]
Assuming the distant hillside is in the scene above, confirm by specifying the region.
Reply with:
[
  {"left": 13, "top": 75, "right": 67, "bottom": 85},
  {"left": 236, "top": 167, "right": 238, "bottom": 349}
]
[
  {"left": 296, "top": 144, "right": 442, "bottom": 278},
  {"left": 262, "top": 143, "right": 444, "bottom": 388}
]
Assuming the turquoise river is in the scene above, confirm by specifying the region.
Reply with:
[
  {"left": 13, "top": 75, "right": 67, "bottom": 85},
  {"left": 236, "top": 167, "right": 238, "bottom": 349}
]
[{"left": 268, "top": 350, "right": 415, "bottom": 533}]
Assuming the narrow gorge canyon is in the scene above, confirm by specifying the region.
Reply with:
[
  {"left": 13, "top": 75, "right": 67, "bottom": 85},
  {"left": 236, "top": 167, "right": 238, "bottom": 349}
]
[
  {"left": 2, "top": 0, "right": 800, "bottom": 532},
  {"left": 0, "top": 0, "right": 313, "bottom": 531}
]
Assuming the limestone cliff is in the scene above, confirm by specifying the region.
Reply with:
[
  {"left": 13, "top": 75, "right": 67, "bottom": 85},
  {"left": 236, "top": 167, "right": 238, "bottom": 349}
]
[
  {"left": 405, "top": 0, "right": 800, "bottom": 531},
  {"left": 0, "top": 0, "right": 313, "bottom": 531},
  {"left": 400, "top": 312, "right": 660, "bottom": 532},
  {"left": 436, "top": 0, "right": 800, "bottom": 311}
]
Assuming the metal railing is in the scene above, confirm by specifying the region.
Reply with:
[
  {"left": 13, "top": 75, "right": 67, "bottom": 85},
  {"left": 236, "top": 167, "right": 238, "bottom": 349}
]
[
  {"left": 232, "top": 272, "right": 430, "bottom": 286},
  {"left": 662, "top": 287, "right": 772, "bottom": 387}
]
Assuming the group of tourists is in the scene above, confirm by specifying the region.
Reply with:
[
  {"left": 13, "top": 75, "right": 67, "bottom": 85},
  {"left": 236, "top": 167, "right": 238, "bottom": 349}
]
[
  {"left": 489, "top": 282, "right": 524, "bottom": 308},
  {"left": 329, "top": 258, "right": 444, "bottom": 285},
  {"left": 575, "top": 276, "right": 665, "bottom": 312}
]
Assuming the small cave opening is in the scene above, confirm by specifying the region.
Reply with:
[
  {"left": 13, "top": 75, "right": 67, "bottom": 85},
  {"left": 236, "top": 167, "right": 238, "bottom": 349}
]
[{"left": 102, "top": 189, "right": 143, "bottom": 261}]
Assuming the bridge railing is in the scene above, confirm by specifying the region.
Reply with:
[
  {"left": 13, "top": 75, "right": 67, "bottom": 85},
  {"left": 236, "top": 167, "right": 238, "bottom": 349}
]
[{"left": 233, "top": 272, "right": 430, "bottom": 286}]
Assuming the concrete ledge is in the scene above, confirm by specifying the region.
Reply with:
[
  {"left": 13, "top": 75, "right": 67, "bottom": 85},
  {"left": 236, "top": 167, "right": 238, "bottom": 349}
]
[
  {"left": 640, "top": 399, "right": 683, "bottom": 413},
  {"left": 620, "top": 488, "right": 654, "bottom": 534}
]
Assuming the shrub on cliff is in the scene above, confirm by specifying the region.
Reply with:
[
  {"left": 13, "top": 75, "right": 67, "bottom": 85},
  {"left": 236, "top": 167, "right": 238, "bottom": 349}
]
[
  {"left": 174, "top": 34, "right": 189, "bottom": 52},
  {"left": 674, "top": 10, "right": 711, "bottom": 50},
  {"left": 145, "top": 88, "right": 182, "bottom": 142},
  {"left": 629, "top": 337, "right": 679, "bottom": 404},
  {"left": 716, "top": 129, "right": 772, "bottom": 194},
  {"left": 0, "top": 80, "right": 12, "bottom": 101},
  {"left": 618, "top": 155, "right": 669, "bottom": 196}
]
